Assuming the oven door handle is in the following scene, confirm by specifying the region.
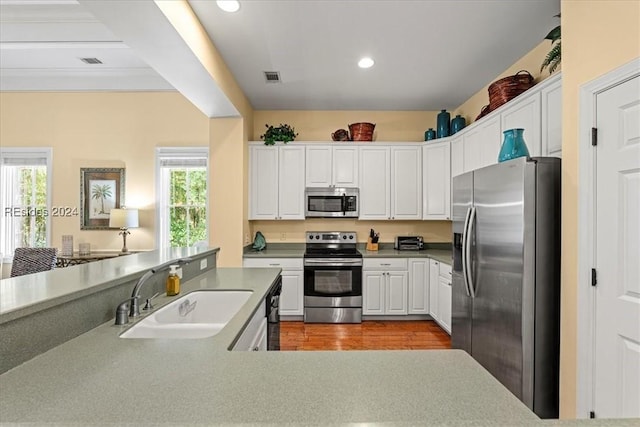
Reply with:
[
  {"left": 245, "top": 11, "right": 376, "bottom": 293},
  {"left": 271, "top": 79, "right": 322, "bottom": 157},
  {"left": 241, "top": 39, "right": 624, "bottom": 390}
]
[
  {"left": 342, "top": 193, "right": 346, "bottom": 216},
  {"left": 304, "top": 258, "right": 363, "bottom": 267}
]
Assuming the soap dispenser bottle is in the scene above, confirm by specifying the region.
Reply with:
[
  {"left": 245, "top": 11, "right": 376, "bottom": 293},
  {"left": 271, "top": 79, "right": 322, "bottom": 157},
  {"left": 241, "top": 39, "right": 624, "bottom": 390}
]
[{"left": 166, "top": 265, "right": 180, "bottom": 296}]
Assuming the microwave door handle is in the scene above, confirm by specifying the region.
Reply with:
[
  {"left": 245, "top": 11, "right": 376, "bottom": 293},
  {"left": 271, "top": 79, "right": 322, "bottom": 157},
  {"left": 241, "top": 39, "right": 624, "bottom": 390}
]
[{"left": 342, "top": 193, "right": 346, "bottom": 216}]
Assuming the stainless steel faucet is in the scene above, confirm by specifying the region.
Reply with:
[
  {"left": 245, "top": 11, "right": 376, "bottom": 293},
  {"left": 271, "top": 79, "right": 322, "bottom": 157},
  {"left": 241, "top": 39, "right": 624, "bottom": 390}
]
[{"left": 114, "top": 257, "right": 192, "bottom": 325}]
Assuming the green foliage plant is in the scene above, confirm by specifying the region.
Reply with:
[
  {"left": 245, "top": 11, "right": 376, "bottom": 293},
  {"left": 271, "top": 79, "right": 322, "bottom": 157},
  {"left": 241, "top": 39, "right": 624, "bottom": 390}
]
[
  {"left": 541, "top": 14, "right": 561, "bottom": 74},
  {"left": 260, "top": 123, "right": 298, "bottom": 145}
]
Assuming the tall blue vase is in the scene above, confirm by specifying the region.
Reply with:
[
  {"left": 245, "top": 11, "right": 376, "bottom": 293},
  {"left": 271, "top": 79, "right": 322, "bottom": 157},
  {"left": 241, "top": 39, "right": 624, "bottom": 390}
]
[
  {"left": 437, "top": 109, "right": 450, "bottom": 138},
  {"left": 498, "top": 128, "right": 530, "bottom": 162}
]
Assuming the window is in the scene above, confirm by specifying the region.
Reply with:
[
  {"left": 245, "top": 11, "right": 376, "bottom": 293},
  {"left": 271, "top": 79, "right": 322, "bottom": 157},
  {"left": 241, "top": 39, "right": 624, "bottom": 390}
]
[
  {"left": 0, "top": 148, "right": 52, "bottom": 261},
  {"left": 156, "top": 148, "right": 209, "bottom": 248}
]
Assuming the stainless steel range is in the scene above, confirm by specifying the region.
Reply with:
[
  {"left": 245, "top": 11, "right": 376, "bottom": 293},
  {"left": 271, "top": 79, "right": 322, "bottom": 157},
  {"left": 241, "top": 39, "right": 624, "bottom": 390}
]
[{"left": 303, "top": 231, "right": 363, "bottom": 323}]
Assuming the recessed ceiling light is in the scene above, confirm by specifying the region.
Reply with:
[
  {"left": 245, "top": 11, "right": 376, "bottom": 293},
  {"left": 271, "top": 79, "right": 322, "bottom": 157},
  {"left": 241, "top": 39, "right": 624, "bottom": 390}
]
[
  {"left": 216, "top": 0, "right": 240, "bottom": 13},
  {"left": 358, "top": 57, "right": 374, "bottom": 69}
]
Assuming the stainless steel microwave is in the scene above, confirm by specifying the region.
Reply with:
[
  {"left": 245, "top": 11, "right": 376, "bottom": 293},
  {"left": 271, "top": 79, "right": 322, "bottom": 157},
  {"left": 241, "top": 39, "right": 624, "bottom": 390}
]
[{"left": 305, "top": 187, "right": 359, "bottom": 218}]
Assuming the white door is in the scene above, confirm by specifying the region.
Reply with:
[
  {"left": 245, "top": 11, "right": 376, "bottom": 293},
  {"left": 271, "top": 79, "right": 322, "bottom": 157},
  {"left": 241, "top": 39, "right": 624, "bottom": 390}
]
[
  {"left": 423, "top": 141, "right": 451, "bottom": 220},
  {"left": 429, "top": 259, "right": 440, "bottom": 320},
  {"left": 541, "top": 77, "right": 562, "bottom": 157},
  {"left": 408, "top": 259, "right": 429, "bottom": 314},
  {"left": 305, "top": 145, "right": 332, "bottom": 187},
  {"left": 386, "top": 271, "right": 408, "bottom": 314},
  {"left": 280, "top": 271, "right": 304, "bottom": 316},
  {"left": 249, "top": 146, "right": 278, "bottom": 219},
  {"left": 363, "top": 271, "right": 384, "bottom": 315},
  {"left": 500, "top": 93, "right": 541, "bottom": 157},
  {"left": 278, "top": 146, "right": 305, "bottom": 220},
  {"left": 594, "top": 75, "right": 640, "bottom": 418}
]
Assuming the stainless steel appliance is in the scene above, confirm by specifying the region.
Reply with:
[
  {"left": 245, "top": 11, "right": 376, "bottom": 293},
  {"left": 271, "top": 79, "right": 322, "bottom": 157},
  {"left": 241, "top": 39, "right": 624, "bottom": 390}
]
[
  {"left": 266, "top": 276, "right": 281, "bottom": 351},
  {"left": 305, "top": 187, "right": 359, "bottom": 218},
  {"left": 452, "top": 157, "right": 561, "bottom": 418},
  {"left": 303, "top": 231, "right": 362, "bottom": 323},
  {"left": 394, "top": 235, "right": 424, "bottom": 250}
]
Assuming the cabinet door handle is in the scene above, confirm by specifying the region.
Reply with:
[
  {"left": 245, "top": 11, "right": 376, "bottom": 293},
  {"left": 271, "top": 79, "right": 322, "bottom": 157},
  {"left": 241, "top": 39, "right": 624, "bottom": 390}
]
[
  {"left": 381, "top": 263, "right": 391, "bottom": 266},
  {"left": 252, "top": 346, "right": 259, "bottom": 351},
  {"left": 269, "top": 263, "right": 281, "bottom": 266}
]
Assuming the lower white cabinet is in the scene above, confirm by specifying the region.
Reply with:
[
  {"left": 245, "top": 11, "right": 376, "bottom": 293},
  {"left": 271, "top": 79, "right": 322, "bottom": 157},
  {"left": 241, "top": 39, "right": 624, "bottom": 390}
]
[
  {"left": 363, "top": 258, "right": 408, "bottom": 315},
  {"left": 408, "top": 258, "right": 429, "bottom": 314},
  {"left": 242, "top": 258, "right": 304, "bottom": 316},
  {"left": 429, "top": 259, "right": 452, "bottom": 335},
  {"left": 233, "top": 303, "right": 267, "bottom": 351}
]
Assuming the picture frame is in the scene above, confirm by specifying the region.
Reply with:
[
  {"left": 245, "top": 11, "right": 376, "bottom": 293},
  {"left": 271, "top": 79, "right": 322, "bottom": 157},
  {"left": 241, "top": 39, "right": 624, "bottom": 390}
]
[{"left": 80, "top": 168, "right": 125, "bottom": 230}]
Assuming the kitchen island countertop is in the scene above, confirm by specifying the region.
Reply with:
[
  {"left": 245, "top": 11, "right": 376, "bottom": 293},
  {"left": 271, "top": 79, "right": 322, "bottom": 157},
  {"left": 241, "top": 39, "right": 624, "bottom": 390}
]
[{"left": 0, "top": 266, "right": 538, "bottom": 426}]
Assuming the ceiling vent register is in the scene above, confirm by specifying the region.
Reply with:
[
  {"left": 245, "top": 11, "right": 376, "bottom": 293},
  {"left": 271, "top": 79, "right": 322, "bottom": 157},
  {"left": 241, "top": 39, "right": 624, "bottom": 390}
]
[
  {"left": 264, "top": 71, "right": 281, "bottom": 83},
  {"left": 80, "top": 58, "right": 103, "bottom": 65}
]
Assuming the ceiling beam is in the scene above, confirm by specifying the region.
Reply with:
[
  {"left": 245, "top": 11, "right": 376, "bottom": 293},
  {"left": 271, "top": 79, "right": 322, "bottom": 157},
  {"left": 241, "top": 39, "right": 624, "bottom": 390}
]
[{"left": 77, "top": 0, "right": 238, "bottom": 118}]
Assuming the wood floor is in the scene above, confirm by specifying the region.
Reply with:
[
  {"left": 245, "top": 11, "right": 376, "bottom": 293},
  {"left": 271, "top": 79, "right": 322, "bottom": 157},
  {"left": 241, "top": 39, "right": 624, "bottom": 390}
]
[{"left": 280, "top": 320, "right": 451, "bottom": 351}]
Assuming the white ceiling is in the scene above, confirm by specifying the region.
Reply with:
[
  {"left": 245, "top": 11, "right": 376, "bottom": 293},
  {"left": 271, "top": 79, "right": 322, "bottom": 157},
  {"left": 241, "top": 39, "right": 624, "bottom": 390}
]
[{"left": 0, "top": 0, "right": 560, "bottom": 113}]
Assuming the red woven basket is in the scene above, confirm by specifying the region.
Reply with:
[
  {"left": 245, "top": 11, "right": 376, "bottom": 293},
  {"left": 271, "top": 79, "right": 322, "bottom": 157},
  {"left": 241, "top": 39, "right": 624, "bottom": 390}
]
[
  {"left": 348, "top": 122, "right": 375, "bottom": 141},
  {"left": 488, "top": 70, "right": 535, "bottom": 111}
]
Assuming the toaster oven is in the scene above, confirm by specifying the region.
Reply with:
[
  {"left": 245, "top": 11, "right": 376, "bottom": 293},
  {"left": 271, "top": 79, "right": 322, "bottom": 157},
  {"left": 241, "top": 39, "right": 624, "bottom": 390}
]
[{"left": 394, "top": 236, "right": 424, "bottom": 251}]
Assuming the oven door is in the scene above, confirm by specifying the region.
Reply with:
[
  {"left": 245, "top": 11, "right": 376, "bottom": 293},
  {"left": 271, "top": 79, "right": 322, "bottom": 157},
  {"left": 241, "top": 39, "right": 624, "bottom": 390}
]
[{"left": 304, "top": 258, "right": 362, "bottom": 305}]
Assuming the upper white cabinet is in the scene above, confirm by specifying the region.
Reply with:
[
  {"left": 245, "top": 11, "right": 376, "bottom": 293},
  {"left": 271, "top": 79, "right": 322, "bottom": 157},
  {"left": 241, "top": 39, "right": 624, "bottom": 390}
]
[
  {"left": 462, "top": 115, "right": 502, "bottom": 173},
  {"left": 359, "top": 145, "right": 422, "bottom": 220},
  {"left": 249, "top": 144, "right": 305, "bottom": 220},
  {"left": 540, "top": 76, "right": 562, "bottom": 157},
  {"left": 305, "top": 145, "right": 358, "bottom": 188},
  {"left": 422, "top": 141, "right": 451, "bottom": 220},
  {"left": 501, "top": 93, "right": 541, "bottom": 157}
]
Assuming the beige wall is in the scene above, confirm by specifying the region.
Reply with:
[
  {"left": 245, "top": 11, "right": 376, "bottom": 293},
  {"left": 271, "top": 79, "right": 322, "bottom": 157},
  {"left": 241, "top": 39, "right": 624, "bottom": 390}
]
[
  {"left": 559, "top": 0, "right": 640, "bottom": 418},
  {"left": 253, "top": 110, "right": 439, "bottom": 142},
  {"left": 0, "top": 92, "right": 209, "bottom": 253},
  {"left": 453, "top": 40, "right": 558, "bottom": 125}
]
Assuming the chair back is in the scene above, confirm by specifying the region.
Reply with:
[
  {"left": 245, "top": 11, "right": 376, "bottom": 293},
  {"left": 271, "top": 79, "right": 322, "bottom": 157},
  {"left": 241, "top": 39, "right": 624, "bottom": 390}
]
[{"left": 10, "top": 248, "right": 58, "bottom": 277}]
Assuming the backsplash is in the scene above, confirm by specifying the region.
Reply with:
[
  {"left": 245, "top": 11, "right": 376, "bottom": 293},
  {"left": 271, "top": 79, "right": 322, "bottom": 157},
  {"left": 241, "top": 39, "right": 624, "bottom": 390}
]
[{"left": 248, "top": 219, "right": 452, "bottom": 244}]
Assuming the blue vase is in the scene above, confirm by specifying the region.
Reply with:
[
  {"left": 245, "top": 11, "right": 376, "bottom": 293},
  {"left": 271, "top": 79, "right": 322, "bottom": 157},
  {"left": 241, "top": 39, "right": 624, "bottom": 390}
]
[
  {"left": 437, "top": 109, "right": 450, "bottom": 138},
  {"left": 451, "top": 115, "right": 466, "bottom": 134},
  {"left": 498, "top": 128, "right": 530, "bottom": 162},
  {"left": 424, "top": 128, "right": 436, "bottom": 141}
]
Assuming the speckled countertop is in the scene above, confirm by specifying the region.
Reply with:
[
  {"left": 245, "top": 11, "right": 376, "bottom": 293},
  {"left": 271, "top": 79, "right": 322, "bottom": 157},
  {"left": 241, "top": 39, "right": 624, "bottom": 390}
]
[
  {"left": 244, "top": 243, "right": 453, "bottom": 265},
  {"left": 1, "top": 267, "right": 635, "bottom": 426}
]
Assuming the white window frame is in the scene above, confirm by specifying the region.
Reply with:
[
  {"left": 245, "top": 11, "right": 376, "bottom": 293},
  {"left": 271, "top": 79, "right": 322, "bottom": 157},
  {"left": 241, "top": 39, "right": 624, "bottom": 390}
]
[
  {"left": 155, "top": 147, "right": 209, "bottom": 249},
  {"left": 0, "top": 147, "right": 53, "bottom": 263}
]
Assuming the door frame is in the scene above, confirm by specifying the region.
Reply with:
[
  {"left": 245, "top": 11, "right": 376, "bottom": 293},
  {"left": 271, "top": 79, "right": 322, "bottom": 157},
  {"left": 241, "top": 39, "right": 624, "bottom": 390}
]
[{"left": 576, "top": 57, "right": 640, "bottom": 417}]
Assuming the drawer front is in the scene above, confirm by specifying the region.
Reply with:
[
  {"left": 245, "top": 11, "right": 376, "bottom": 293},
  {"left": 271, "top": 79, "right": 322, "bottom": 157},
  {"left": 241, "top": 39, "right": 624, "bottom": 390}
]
[
  {"left": 363, "top": 258, "right": 408, "bottom": 271},
  {"left": 243, "top": 258, "right": 303, "bottom": 270},
  {"left": 439, "top": 262, "right": 452, "bottom": 279}
]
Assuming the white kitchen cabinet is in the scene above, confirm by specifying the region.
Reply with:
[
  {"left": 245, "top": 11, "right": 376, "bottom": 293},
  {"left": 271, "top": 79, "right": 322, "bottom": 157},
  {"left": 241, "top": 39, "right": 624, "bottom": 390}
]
[
  {"left": 429, "top": 259, "right": 440, "bottom": 321},
  {"left": 437, "top": 262, "right": 452, "bottom": 334},
  {"left": 422, "top": 141, "right": 451, "bottom": 220},
  {"left": 451, "top": 136, "right": 464, "bottom": 178},
  {"left": 428, "top": 259, "right": 451, "bottom": 334},
  {"left": 305, "top": 145, "right": 358, "bottom": 187},
  {"left": 540, "top": 75, "right": 562, "bottom": 157},
  {"left": 249, "top": 144, "right": 305, "bottom": 220},
  {"left": 363, "top": 258, "right": 408, "bottom": 315},
  {"left": 242, "top": 258, "right": 304, "bottom": 316},
  {"left": 462, "top": 115, "right": 502, "bottom": 173},
  {"left": 359, "top": 145, "right": 422, "bottom": 220},
  {"left": 408, "top": 258, "right": 429, "bottom": 314},
  {"left": 500, "top": 91, "right": 542, "bottom": 157}
]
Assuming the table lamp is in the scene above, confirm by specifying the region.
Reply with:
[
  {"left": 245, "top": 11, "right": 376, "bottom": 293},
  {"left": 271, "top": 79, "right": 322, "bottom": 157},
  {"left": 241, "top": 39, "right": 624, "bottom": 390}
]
[{"left": 109, "top": 208, "right": 139, "bottom": 253}]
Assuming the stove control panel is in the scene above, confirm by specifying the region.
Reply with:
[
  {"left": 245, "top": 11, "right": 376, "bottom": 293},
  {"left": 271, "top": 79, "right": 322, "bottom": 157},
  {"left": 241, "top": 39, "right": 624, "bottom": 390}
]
[{"left": 306, "top": 231, "right": 356, "bottom": 243}]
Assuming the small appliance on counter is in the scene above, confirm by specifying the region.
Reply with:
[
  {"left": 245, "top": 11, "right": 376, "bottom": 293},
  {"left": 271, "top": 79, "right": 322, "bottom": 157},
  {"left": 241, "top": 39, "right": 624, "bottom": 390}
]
[{"left": 394, "top": 236, "right": 425, "bottom": 251}]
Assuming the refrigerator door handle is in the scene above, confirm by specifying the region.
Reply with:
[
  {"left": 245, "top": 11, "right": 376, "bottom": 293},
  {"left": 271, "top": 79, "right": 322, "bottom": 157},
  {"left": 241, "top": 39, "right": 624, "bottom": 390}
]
[
  {"left": 465, "top": 206, "right": 477, "bottom": 298},
  {"left": 461, "top": 207, "right": 473, "bottom": 298}
]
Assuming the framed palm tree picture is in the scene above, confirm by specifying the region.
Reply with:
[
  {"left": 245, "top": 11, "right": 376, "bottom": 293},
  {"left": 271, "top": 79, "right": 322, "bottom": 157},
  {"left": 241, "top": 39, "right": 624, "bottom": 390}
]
[{"left": 80, "top": 168, "right": 125, "bottom": 229}]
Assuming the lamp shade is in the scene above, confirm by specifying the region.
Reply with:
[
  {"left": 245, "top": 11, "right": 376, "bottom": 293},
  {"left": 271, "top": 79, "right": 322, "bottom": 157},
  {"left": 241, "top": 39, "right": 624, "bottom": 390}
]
[{"left": 109, "top": 208, "right": 139, "bottom": 228}]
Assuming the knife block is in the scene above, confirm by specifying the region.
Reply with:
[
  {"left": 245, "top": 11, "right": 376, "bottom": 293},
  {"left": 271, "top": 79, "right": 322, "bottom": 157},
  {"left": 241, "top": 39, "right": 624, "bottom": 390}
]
[{"left": 366, "top": 238, "right": 379, "bottom": 251}]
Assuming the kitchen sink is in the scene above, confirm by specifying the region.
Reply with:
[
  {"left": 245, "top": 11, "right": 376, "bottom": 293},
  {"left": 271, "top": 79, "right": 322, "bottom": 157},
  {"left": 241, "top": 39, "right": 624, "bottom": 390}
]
[{"left": 120, "top": 290, "right": 252, "bottom": 339}]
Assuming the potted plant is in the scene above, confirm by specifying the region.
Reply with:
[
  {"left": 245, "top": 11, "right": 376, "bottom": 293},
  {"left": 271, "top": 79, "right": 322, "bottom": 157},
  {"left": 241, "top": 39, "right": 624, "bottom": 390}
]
[
  {"left": 260, "top": 123, "right": 298, "bottom": 145},
  {"left": 541, "top": 14, "right": 561, "bottom": 74}
]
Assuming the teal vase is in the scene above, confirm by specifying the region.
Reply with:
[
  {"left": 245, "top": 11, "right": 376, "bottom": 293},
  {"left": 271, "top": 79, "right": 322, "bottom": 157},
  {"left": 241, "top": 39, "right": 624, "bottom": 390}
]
[
  {"left": 437, "top": 109, "right": 450, "bottom": 138},
  {"left": 451, "top": 115, "right": 466, "bottom": 134},
  {"left": 424, "top": 128, "right": 436, "bottom": 141},
  {"left": 498, "top": 128, "right": 530, "bottom": 162}
]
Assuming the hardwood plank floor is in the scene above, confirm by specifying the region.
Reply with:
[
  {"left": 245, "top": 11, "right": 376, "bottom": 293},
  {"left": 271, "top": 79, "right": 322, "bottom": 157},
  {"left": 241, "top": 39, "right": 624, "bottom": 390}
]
[{"left": 280, "top": 320, "right": 451, "bottom": 351}]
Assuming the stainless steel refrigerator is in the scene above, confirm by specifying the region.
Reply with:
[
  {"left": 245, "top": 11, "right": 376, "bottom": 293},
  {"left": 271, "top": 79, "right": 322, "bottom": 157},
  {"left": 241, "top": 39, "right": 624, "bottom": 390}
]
[{"left": 451, "top": 156, "right": 561, "bottom": 419}]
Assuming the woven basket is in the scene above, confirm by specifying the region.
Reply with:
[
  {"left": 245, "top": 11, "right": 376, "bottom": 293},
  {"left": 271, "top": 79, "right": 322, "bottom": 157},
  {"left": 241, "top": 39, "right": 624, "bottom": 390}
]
[
  {"left": 348, "top": 122, "right": 375, "bottom": 141},
  {"left": 475, "top": 105, "right": 491, "bottom": 121},
  {"left": 488, "top": 70, "right": 535, "bottom": 111}
]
